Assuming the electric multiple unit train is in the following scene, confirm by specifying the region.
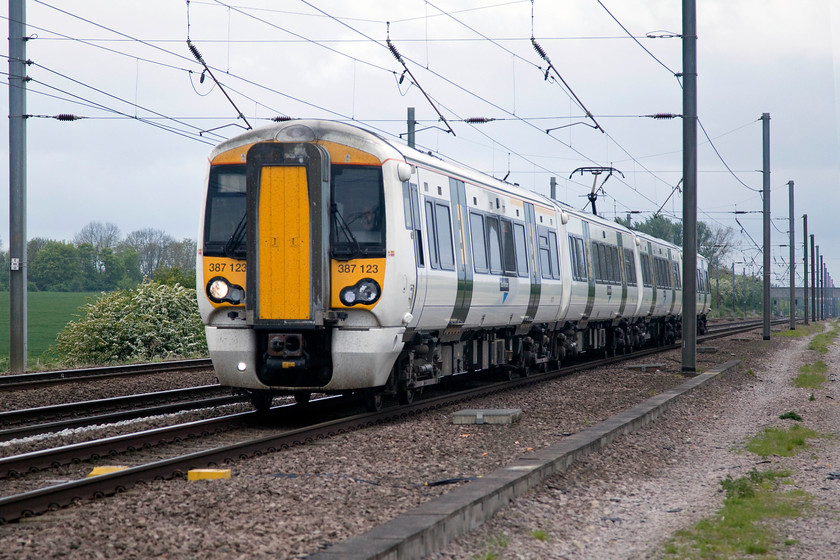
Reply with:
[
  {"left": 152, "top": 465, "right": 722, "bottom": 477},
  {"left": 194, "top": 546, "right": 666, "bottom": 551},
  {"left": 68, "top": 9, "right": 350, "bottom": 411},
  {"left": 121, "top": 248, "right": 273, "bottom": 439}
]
[{"left": 196, "top": 120, "right": 710, "bottom": 410}]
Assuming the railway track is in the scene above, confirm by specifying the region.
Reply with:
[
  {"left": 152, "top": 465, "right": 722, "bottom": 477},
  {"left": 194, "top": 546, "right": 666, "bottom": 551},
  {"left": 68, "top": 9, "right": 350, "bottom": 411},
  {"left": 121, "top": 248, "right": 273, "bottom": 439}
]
[
  {"left": 0, "top": 318, "right": 777, "bottom": 523},
  {"left": 0, "top": 387, "right": 248, "bottom": 443},
  {"left": 0, "top": 359, "right": 213, "bottom": 391}
]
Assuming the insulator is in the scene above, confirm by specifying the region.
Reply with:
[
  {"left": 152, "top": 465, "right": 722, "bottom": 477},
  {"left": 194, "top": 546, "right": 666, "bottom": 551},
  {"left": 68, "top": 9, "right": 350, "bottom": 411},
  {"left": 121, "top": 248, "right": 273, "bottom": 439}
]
[
  {"left": 464, "top": 117, "right": 493, "bottom": 124},
  {"left": 272, "top": 115, "right": 292, "bottom": 122},
  {"left": 530, "top": 37, "right": 548, "bottom": 61},
  {"left": 648, "top": 113, "right": 680, "bottom": 119},
  {"left": 187, "top": 41, "right": 204, "bottom": 64},
  {"left": 387, "top": 39, "right": 403, "bottom": 63},
  {"left": 55, "top": 114, "right": 82, "bottom": 121}
]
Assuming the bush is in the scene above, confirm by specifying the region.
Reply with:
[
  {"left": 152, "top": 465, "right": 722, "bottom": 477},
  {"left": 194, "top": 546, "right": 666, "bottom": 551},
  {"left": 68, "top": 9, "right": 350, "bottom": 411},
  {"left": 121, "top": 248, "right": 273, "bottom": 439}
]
[{"left": 53, "top": 280, "right": 207, "bottom": 365}]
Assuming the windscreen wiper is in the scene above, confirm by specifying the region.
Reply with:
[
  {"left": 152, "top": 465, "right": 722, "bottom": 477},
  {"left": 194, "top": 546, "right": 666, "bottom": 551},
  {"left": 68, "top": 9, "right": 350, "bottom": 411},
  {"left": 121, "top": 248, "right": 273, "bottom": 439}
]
[
  {"left": 330, "top": 203, "right": 362, "bottom": 260},
  {"left": 224, "top": 212, "right": 247, "bottom": 259}
]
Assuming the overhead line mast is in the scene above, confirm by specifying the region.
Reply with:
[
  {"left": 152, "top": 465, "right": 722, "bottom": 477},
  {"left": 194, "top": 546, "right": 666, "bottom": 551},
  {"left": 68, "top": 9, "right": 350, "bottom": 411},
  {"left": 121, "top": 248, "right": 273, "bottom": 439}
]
[{"left": 8, "top": 0, "right": 28, "bottom": 372}]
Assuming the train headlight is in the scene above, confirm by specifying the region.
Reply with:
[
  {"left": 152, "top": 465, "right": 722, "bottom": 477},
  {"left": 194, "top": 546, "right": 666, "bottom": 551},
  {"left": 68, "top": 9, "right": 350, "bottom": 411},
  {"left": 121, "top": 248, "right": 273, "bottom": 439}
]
[
  {"left": 207, "top": 276, "right": 244, "bottom": 304},
  {"left": 339, "top": 278, "right": 381, "bottom": 307}
]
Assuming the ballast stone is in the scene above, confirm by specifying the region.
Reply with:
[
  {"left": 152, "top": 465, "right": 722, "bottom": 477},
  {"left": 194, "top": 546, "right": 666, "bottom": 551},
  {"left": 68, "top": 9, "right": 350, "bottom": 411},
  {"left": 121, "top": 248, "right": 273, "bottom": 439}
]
[{"left": 451, "top": 409, "right": 523, "bottom": 425}]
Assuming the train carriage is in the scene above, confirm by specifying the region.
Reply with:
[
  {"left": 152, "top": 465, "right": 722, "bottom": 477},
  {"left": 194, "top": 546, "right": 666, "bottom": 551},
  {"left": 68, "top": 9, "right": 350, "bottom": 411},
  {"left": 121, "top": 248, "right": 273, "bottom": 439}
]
[{"left": 197, "top": 119, "right": 708, "bottom": 410}]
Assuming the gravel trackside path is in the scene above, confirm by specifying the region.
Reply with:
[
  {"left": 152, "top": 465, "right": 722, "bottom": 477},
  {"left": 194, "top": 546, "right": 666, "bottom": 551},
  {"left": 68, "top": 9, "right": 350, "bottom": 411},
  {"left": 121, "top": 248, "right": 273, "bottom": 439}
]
[
  {"left": 1, "top": 324, "right": 838, "bottom": 559},
  {"left": 433, "top": 326, "right": 840, "bottom": 559}
]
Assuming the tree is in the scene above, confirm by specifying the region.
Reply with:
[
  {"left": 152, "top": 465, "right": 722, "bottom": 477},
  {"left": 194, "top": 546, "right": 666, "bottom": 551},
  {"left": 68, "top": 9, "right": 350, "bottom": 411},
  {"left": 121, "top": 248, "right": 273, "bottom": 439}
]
[
  {"left": 168, "top": 238, "right": 197, "bottom": 272},
  {"left": 29, "top": 240, "right": 82, "bottom": 291},
  {"left": 153, "top": 266, "right": 196, "bottom": 288},
  {"left": 697, "top": 221, "right": 734, "bottom": 269},
  {"left": 620, "top": 215, "right": 733, "bottom": 266},
  {"left": 74, "top": 222, "right": 121, "bottom": 256},
  {"left": 630, "top": 215, "right": 682, "bottom": 245},
  {"left": 122, "top": 228, "right": 174, "bottom": 278}
]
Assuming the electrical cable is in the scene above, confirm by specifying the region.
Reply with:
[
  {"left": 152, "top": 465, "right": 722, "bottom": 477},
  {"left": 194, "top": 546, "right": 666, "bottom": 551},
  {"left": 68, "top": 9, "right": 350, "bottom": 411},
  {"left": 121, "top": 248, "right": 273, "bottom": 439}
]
[{"left": 595, "top": 0, "right": 680, "bottom": 81}]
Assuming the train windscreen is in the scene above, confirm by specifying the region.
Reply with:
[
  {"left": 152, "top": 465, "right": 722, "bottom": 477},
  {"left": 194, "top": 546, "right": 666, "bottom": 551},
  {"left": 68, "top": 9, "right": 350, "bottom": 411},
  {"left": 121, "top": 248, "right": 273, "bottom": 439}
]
[
  {"left": 330, "top": 165, "right": 386, "bottom": 259},
  {"left": 203, "top": 164, "right": 247, "bottom": 258}
]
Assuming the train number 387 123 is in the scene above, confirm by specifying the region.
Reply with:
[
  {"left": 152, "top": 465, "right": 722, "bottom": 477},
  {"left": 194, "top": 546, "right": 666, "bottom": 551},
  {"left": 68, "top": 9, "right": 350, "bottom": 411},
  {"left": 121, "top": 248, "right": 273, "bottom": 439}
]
[
  {"left": 208, "top": 262, "right": 247, "bottom": 273},
  {"left": 337, "top": 263, "right": 379, "bottom": 274}
]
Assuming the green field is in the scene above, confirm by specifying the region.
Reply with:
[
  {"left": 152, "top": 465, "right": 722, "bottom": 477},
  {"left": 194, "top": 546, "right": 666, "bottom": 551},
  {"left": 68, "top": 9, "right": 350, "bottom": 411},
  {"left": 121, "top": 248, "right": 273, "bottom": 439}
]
[{"left": 0, "top": 291, "right": 101, "bottom": 369}]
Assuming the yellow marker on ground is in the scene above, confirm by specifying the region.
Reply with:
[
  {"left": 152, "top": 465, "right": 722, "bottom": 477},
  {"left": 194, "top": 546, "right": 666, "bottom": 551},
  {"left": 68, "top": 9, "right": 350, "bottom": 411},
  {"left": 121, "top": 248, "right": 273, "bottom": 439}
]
[
  {"left": 187, "top": 469, "right": 231, "bottom": 481},
  {"left": 86, "top": 466, "right": 129, "bottom": 477}
]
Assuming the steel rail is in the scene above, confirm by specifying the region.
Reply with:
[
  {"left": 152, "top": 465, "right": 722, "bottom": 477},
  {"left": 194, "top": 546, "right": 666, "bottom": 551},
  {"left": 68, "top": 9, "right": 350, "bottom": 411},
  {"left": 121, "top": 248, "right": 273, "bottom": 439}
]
[
  {"left": 0, "top": 394, "right": 246, "bottom": 444},
  {"left": 0, "top": 359, "right": 213, "bottom": 391},
  {"left": 0, "top": 385, "right": 230, "bottom": 426},
  {"left": 0, "top": 320, "right": 776, "bottom": 522}
]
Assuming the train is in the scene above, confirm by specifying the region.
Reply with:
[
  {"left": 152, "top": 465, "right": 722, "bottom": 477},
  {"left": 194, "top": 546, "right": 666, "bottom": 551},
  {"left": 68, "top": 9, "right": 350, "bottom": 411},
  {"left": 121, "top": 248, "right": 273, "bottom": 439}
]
[{"left": 196, "top": 119, "right": 711, "bottom": 411}]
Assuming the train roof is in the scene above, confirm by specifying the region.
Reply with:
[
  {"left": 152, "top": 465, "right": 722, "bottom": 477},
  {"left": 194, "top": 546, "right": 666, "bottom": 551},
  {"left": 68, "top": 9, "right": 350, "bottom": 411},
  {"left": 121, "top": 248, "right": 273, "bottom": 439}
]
[{"left": 209, "top": 120, "right": 697, "bottom": 257}]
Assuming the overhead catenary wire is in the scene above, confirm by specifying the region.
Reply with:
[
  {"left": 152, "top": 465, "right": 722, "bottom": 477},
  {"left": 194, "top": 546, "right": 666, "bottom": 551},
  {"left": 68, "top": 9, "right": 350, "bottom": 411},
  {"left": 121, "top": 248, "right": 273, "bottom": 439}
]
[{"left": 27, "top": 1, "right": 761, "bottom": 234}]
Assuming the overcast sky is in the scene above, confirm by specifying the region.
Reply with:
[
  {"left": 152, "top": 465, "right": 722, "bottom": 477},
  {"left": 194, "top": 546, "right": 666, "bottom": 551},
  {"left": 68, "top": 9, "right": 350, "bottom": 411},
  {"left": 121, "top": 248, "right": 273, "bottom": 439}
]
[{"left": 2, "top": 0, "right": 839, "bottom": 284}]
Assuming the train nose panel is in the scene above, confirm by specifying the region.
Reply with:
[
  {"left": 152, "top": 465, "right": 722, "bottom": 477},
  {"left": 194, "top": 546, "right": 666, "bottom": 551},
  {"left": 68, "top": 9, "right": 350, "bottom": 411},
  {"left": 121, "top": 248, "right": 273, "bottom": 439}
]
[{"left": 257, "top": 165, "right": 311, "bottom": 320}]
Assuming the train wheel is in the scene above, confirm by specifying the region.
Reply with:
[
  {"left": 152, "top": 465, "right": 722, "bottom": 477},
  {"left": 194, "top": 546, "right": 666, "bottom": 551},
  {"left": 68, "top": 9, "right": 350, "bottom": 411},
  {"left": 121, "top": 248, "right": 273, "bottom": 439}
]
[
  {"left": 250, "top": 390, "right": 273, "bottom": 412},
  {"left": 397, "top": 385, "right": 415, "bottom": 405},
  {"left": 364, "top": 389, "right": 383, "bottom": 412},
  {"left": 293, "top": 391, "right": 311, "bottom": 405}
]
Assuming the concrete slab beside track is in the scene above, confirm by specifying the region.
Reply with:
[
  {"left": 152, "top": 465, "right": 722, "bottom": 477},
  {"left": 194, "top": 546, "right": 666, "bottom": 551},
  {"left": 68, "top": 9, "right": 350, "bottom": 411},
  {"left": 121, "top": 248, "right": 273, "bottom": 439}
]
[{"left": 308, "top": 359, "right": 741, "bottom": 560}]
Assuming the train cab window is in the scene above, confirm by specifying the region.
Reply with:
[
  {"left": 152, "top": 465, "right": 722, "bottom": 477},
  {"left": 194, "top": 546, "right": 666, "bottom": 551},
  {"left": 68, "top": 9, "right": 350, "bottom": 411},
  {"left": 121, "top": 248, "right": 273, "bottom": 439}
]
[
  {"left": 513, "top": 223, "right": 528, "bottom": 276},
  {"left": 204, "top": 164, "right": 247, "bottom": 258},
  {"left": 330, "top": 165, "right": 385, "bottom": 259},
  {"left": 486, "top": 216, "right": 503, "bottom": 274},
  {"left": 470, "top": 212, "right": 488, "bottom": 273},
  {"left": 501, "top": 219, "right": 517, "bottom": 275}
]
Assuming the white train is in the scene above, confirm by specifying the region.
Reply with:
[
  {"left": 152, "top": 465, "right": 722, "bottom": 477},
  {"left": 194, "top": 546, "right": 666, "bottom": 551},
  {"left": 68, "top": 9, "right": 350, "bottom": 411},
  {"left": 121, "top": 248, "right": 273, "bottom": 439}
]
[{"left": 196, "top": 120, "right": 711, "bottom": 410}]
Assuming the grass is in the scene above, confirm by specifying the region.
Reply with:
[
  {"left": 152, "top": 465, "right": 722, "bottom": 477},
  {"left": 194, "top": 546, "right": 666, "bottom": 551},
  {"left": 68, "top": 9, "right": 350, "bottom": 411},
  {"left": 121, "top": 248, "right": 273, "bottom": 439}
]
[
  {"left": 775, "top": 322, "right": 823, "bottom": 340},
  {"left": 473, "top": 533, "right": 510, "bottom": 560},
  {"left": 807, "top": 325, "right": 838, "bottom": 354},
  {"left": 795, "top": 361, "right": 827, "bottom": 389},
  {"left": 745, "top": 425, "right": 823, "bottom": 458},
  {"left": 529, "top": 529, "right": 550, "bottom": 542},
  {"left": 664, "top": 469, "right": 810, "bottom": 559},
  {"left": 0, "top": 291, "right": 100, "bottom": 371}
]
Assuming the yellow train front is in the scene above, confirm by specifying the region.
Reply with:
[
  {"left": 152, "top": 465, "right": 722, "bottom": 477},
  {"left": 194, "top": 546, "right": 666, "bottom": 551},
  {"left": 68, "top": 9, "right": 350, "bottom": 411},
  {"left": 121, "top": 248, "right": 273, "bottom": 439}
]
[{"left": 196, "top": 120, "right": 414, "bottom": 410}]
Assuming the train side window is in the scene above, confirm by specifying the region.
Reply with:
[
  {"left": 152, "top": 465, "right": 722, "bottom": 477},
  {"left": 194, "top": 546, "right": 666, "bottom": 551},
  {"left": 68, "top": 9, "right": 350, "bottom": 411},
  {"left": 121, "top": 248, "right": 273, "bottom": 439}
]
[
  {"left": 538, "top": 230, "right": 551, "bottom": 278},
  {"left": 589, "top": 241, "right": 599, "bottom": 282},
  {"left": 601, "top": 244, "right": 612, "bottom": 284},
  {"left": 548, "top": 231, "right": 560, "bottom": 279},
  {"left": 425, "top": 200, "right": 439, "bottom": 269},
  {"left": 470, "top": 212, "right": 488, "bottom": 273},
  {"left": 623, "top": 249, "right": 637, "bottom": 284},
  {"left": 486, "top": 216, "right": 503, "bottom": 274},
  {"left": 513, "top": 223, "right": 528, "bottom": 276},
  {"left": 611, "top": 246, "right": 621, "bottom": 284},
  {"left": 501, "top": 219, "right": 517, "bottom": 275},
  {"left": 641, "top": 254, "right": 652, "bottom": 287},
  {"left": 654, "top": 257, "right": 671, "bottom": 288},
  {"left": 435, "top": 203, "right": 456, "bottom": 270},
  {"left": 403, "top": 182, "right": 424, "bottom": 268},
  {"left": 402, "top": 183, "right": 413, "bottom": 229},
  {"left": 672, "top": 262, "right": 682, "bottom": 289},
  {"left": 569, "top": 235, "right": 586, "bottom": 281}
]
